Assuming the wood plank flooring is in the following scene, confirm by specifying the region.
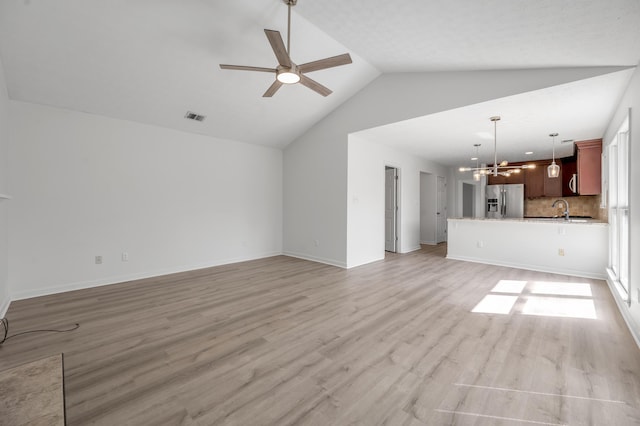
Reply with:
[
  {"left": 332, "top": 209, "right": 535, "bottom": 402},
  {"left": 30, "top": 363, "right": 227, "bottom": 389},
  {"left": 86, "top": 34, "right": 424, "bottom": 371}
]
[{"left": 1, "top": 244, "right": 640, "bottom": 425}]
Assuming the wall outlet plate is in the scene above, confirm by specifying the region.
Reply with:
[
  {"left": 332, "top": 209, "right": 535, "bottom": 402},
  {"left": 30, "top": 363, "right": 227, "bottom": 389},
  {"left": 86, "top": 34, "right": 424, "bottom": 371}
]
[{"left": 95, "top": 255, "right": 103, "bottom": 264}]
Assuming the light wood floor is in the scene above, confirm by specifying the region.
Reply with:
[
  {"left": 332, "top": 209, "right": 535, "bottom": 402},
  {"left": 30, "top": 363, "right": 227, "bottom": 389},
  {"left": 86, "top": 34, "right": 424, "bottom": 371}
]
[{"left": 1, "top": 244, "right": 640, "bottom": 425}]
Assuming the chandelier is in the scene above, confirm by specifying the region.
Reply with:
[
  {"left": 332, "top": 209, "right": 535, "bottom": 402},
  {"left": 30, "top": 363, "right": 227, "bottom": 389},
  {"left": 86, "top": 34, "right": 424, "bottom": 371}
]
[{"left": 459, "top": 116, "right": 535, "bottom": 179}]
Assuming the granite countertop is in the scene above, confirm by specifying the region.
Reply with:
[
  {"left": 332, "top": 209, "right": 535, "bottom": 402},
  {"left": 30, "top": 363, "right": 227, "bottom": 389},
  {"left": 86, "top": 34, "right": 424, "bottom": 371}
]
[{"left": 449, "top": 217, "right": 607, "bottom": 225}]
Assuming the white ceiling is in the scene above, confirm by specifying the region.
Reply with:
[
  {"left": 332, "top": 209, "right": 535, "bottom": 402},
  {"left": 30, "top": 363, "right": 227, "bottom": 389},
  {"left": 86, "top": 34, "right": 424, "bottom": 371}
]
[
  {"left": 1, "top": 0, "right": 639, "bottom": 161},
  {"left": 354, "top": 69, "right": 635, "bottom": 166},
  {"left": 0, "top": 0, "right": 380, "bottom": 148},
  {"left": 296, "top": 0, "right": 640, "bottom": 72}
]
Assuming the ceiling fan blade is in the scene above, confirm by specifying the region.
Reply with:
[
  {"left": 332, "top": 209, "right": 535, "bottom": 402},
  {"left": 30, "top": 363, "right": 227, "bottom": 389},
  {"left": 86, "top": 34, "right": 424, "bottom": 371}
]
[
  {"left": 219, "top": 64, "right": 276, "bottom": 73},
  {"left": 264, "top": 30, "right": 291, "bottom": 67},
  {"left": 299, "top": 74, "right": 332, "bottom": 97},
  {"left": 298, "top": 53, "right": 353, "bottom": 74},
  {"left": 263, "top": 80, "right": 283, "bottom": 97}
]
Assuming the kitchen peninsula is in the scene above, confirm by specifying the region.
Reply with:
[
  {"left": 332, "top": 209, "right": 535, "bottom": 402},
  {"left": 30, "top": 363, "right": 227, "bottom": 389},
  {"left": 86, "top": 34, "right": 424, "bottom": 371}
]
[{"left": 447, "top": 218, "right": 608, "bottom": 279}]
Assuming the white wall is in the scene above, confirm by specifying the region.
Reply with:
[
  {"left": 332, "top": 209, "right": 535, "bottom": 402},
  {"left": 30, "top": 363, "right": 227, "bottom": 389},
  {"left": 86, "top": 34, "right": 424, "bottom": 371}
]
[
  {"left": 8, "top": 101, "right": 283, "bottom": 299},
  {"left": 0, "top": 57, "right": 10, "bottom": 316},
  {"left": 602, "top": 64, "right": 640, "bottom": 346},
  {"left": 347, "top": 134, "right": 448, "bottom": 268},
  {"left": 285, "top": 68, "right": 623, "bottom": 268}
]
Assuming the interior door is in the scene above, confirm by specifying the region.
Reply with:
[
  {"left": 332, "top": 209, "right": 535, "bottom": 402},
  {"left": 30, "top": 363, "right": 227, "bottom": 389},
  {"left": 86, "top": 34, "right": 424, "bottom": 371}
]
[
  {"left": 385, "top": 167, "right": 398, "bottom": 252},
  {"left": 437, "top": 176, "right": 447, "bottom": 243}
]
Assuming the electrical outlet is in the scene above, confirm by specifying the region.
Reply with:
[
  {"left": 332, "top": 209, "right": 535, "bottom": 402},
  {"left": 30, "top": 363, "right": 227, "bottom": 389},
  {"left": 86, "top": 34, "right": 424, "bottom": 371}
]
[
  {"left": 314, "top": 239, "right": 320, "bottom": 247},
  {"left": 558, "top": 248, "right": 565, "bottom": 256},
  {"left": 121, "top": 252, "right": 129, "bottom": 262},
  {"left": 477, "top": 241, "right": 484, "bottom": 248},
  {"left": 95, "top": 255, "right": 103, "bottom": 264}
]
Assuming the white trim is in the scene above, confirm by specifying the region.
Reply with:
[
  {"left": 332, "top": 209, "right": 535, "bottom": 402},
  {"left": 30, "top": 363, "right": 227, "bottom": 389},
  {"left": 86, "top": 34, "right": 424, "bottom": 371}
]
[
  {"left": 401, "top": 245, "right": 422, "bottom": 254},
  {"left": 11, "top": 251, "right": 282, "bottom": 300},
  {"left": 445, "top": 254, "right": 607, "bottom": 280},
  {"left": 420, "top": 240, "right": 438, "bottom": 245},
  {"left": 606, "top": 274, "right": 640, "bottom": 349},
  {"left": 0, "top": 296, "right": 10, "bottom": 318},
  {"left": 282, "top": 251, "right": 347, "bottom": 269}
]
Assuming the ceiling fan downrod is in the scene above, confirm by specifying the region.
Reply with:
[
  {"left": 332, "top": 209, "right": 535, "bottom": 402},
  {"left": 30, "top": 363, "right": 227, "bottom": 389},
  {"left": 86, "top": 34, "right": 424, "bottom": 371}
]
[{"left": 284, "top": 0, "right": 297, "bottom": 56}]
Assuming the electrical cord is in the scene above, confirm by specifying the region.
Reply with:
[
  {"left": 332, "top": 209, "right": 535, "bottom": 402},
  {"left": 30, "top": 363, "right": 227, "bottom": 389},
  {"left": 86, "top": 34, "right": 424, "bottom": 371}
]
[{"left": 0, "top": 317, "right": 79, "bottom": 345}]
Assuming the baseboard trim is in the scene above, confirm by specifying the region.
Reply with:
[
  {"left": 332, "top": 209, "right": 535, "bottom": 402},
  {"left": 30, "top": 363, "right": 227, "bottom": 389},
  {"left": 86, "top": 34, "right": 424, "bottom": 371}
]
[
  {"left": 445, "top": 254, "right": 607, "bottom": 280},
  {"left": 282, "top": 251, "right": 347, "bottom": 269},
  {"left": 420, "top": 240, "right": 437, "bottom": 246},
  {"left": 605, "top": 275, "right": 640, "bottom": 350},
  {"left": 401, "top": 245, "right": 422, "bottom": 254},
  {"left": 0, "top": 296, "right": 10, "bottom": 318},
  {"left": 11, "top": 251, "right": 283, "bottom": 301}
]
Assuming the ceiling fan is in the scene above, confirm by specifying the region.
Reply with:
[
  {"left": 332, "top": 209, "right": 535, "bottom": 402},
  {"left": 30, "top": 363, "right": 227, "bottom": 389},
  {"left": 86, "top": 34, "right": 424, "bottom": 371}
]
[{"left": 219, "top": 0, "right": 352, "bottom": 97}]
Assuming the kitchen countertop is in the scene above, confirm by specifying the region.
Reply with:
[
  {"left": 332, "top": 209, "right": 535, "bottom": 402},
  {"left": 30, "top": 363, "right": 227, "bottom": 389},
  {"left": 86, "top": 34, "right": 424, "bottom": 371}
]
[{"left": 449, "top": 217, "right": 607, "bottom": 225}]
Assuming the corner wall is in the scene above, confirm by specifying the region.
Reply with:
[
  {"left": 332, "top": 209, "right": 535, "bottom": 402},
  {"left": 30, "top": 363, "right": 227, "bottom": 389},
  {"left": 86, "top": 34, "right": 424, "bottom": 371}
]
[
  {"left": 8, "top": 101, "right": 283, "bottom": 299},
  {"left": 285, "top": 67, "right": 626, "bottom": 268},
  {"left": 0, "top": 56, "right": 10, "bottom": 316},
  {"left": 602, "top": 64, "right": 640, "bottom": 346},
  {"left": 347, "top": 135, "right": 447, "bottom": 267}
]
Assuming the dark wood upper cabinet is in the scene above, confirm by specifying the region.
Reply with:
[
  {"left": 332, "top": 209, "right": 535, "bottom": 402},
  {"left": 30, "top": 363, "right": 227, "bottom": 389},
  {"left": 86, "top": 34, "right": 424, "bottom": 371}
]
[
  {"left": 523, "top": 160, "right": 562, "bottom": 198},
  {"left": 524, "top": 163, "right": 545, "bottom": 198},
  {"left": 576, "top": 139, "right": 602, "bottom": 195},
  {"left": 485, "top": 140, "right": 601, "bottom": 198}
]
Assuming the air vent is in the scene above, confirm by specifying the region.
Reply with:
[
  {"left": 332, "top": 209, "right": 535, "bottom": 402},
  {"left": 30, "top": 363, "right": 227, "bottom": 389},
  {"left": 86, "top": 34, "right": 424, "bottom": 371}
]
[
  {"left": 561, "top": 139, "right": 574, "bottom": 144},
  {"left": 184, "top": 111, "right": 206, "bottom": 122}
]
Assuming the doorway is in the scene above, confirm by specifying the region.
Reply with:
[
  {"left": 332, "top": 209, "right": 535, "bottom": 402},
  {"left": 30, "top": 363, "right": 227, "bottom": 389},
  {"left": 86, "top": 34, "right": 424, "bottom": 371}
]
[
  {"left": 462, "top": 182, "right": 476, "bottom": 218},
  {"left": 420, "top": 172, "right": 436, "bottom": 245},
  {"left": 436, "top": 176, "right": 447, "bottom": 243},
  {"left": 385, "top": 166, "right": 398, "bottom": 252}
]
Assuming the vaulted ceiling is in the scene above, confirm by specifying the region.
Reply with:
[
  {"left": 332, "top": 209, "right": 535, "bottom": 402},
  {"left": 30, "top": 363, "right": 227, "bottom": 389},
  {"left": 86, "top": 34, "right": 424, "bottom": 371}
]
[{"left": 1, "top": 0, "right": 639, "bottom": 165}]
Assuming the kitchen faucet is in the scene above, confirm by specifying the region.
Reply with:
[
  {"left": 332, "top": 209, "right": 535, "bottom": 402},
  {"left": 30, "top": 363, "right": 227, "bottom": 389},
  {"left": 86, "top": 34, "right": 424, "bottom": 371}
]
[{"left": 552, "top": 199, "right": 570, "bottom": 220}]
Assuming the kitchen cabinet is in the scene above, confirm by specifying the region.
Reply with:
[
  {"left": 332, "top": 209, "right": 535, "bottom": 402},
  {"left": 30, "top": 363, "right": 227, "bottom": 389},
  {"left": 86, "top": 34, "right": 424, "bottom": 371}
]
[
  {"left": 524, "top": 160, "right": 562, "bottom": 198},
  {"left": 524, "top": 163, "right": 544, "bottom": 198},
  {"left": 575, "top": 139, "right": 602, "bottom": 195}
]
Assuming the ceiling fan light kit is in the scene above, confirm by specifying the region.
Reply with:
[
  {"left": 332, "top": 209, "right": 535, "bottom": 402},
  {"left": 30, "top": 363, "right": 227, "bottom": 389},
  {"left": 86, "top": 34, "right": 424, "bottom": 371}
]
[
  {"left": 219, "top": 0, "right": 352, "bottom": 97},
  {"left": 276, "top": 64, "right": 300, "bottom": 84},
  {"left": 459, "top": 116, "right": 536, "bottom": 178}
]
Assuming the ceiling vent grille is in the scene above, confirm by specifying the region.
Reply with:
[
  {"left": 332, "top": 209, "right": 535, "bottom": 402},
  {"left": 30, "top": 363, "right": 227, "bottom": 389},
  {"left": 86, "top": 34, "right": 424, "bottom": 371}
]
[
  {"left": 184, "top": 111, "right": 206, "bottom": 122},
  {"left": 561, "top": 139, "right": 574, "bottom": 144}
]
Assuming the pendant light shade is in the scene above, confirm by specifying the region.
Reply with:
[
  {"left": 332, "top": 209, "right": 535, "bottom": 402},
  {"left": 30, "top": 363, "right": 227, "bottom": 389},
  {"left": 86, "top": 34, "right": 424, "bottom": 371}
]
[{"left": 547, "top": 133, "right": 560, "bottom": 178}]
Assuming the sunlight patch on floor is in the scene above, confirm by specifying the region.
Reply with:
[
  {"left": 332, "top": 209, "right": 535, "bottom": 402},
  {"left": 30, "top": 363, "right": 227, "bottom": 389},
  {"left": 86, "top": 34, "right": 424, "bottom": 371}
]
[
  {"left": 530, "top": 282, "right": 592, "bottom": 297},
  {"left": 491, "top": 280, "right": 527, "bottom": 294},
  {"left": 522, "top": 296, "right": 597, "bottom": 319},
  {"left": 472, "top": 280, "right": 597, "bottom": 318},
  {"left": 472, "top": 295, "right": 518, "bottom": 314}
]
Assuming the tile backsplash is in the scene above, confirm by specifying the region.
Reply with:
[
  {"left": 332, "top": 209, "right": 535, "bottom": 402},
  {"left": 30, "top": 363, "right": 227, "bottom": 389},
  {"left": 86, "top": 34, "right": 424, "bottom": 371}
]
[{"left": 524, "top": 195, "right": 606, "bottom": 220}]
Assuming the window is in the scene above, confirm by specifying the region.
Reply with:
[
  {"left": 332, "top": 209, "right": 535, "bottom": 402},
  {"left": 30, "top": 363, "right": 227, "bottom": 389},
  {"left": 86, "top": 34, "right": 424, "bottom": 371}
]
[{"left": 608, "top": 112, "right": 630, "bottom": 302}]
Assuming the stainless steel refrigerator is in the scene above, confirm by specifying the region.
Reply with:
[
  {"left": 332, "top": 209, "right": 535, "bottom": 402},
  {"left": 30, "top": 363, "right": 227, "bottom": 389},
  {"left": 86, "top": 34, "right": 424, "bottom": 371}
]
[{"left": 486, "top": 184, "right": 524, "bottom": 219}]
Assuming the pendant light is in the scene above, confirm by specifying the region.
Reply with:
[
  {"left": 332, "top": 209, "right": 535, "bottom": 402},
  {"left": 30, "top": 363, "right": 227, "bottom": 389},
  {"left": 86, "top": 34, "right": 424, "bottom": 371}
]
[{"left": 547, "top": 133, "right": 560, "bottom": 178}]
